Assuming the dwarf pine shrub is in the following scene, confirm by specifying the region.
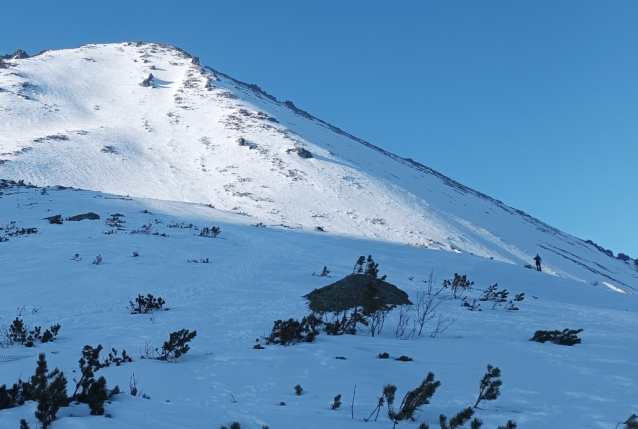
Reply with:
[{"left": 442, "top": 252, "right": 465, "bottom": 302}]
[
  {"left": 199, "top": 226, "right": 221, "bottom": 238},
  {"left": 390, "top": 373, "right": 441, "bottom": 422},
  {"left": 331, "top": 394, "right": 342, "bottom": 410},
  {"left": 474, "top": 365, "right": 502, "bottom": 409},
  {"left": 33, "top": 353, "right": 69, "bottom": 429},
  {"left": 128, "top": 293, "right": 166, "bottom": 314},
  {"left": 531, "top": 328, "right": 583, "bottom": 346},
  {"left": 443, "top": 273, "right": 474, "bottom": 299},
  {"left": 158, "top": 329, "right": 197, "bottom": 361},
  {"left": 73, "top": 345, "right": 105, "bottom": 403},
  {"left": 87, "top": 376, "right": 107, "bottom": 415},
  {"left": 621, "top": 414, "right": 638, "bottom": 429},
  {"left": 266, "top": 314, "right": 322, "bottom": 345}
]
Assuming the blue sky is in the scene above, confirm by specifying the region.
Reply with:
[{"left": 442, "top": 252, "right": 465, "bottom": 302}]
[{"left": 2, "top": 1, "right": 636, "bottom": 257}]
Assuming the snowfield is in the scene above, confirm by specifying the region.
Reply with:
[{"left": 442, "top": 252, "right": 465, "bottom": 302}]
[
  {"left": 0, "top": 42, "right": 637, "bottom": 428},
  {"left": 0, "top": 182, "right": 636, "bottom": 429}
]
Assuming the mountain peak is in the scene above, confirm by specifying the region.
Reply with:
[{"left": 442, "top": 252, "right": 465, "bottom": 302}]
[{"left": 0, "top": 41, "right": 636, "bottom": 289}]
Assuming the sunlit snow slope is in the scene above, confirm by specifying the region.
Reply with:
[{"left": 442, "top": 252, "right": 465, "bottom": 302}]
[{"left": 0, "top": 42, "right": 636, "bottom": 290}]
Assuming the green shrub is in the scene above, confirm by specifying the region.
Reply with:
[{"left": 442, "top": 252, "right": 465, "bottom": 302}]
[
  {"left": 531, "top": 328, "right": 583, "bottom": 346},
  {"left": 266, "top": 314, "right": 322, "bottom": 345},
  {"left": 158, "top": 329, "right": 197, "bottom": 361}
]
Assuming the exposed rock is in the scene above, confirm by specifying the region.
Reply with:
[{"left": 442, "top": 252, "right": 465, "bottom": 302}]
[
  {"left": 11, "top": 49, "right": 29, "bottom": 60},
  {"left": 237, "top": 137, "right": 246, "bottom": 146},
  {"left": 67, "top": 212, "right": 100, "bottom": 221},
  {"left": 287, "top": 147, "right": 313, "bottom": 158},
  {"left": 191, "top": 56, "right": 200, "bottom": 66},
  {"left": 141, "top": 73, "right": 154, "bottom": 87},
  {"left": 304, "top": 274, "right": 412, "bottom": 313},
  {"left": 44, "top": 214, "right": 63, "bottom": 224}
]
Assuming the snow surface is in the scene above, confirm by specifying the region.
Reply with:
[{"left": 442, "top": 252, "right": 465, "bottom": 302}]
[
  {"left": 0, "top": 42, "right": 637, "bottom": 428},
  {"left": 0, "top": 183, "right": 636, "bottom": 429}
]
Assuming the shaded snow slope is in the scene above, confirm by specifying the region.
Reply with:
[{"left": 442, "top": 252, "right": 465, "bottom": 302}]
[
  {"left": 0, "top": 183, "right": 636, "bottom": 429},
  {"left": 0, "top": 42, "right": 637, "bottom": 289}
]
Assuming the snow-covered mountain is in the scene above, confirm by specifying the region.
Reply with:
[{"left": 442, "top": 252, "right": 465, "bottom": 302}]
[
  {"left": 0, "top": 42, "right": 637, "bottom": 429},
  {"left": 0, "top": 42, "right": 635, "bottom": 291}
]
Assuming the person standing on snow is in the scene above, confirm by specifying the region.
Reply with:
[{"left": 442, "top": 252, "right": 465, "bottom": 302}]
[{"left": 533, "top": 254, "right": 542, "bottom": 272}]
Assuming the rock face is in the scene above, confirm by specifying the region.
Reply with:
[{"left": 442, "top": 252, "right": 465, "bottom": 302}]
[
  {"left": 294, "top": 147, "right": 313, "bottom": 158},
  {"left": 67, "top": 212, "right": 100, "bottom": 221},
  {"left": 11, "top": 49, "right": 29, "bottom": 60},
  {"left": 303, "top": 274, "right": 412, "bottom": 313}
]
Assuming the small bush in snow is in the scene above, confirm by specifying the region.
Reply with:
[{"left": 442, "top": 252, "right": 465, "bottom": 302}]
[
  {"left": 312, "top": 266, "right": 330, "bottom": 277},
  {"left": 531, "top": 328, "right": 583, "bottom": 346},
  {"left": 443, "top": 273, "right": 474, "bottom": 300},
  {"left": 331, "top": 393, "right": 342, "bottom": 410},
  {"left": 621, "top": 414, "right": 638, "bottom": 429},
  {"left": 199, "top": 226, "right": 221, "bottom": 238},
  {"left": 366, "top": 374, "right": 441, "bottom": 424},
  {"left": 128, "top": 293, "right": 166, "bottom": 314},
  {"left": 33, "top": 353, "right": 69, "bottom": 428},
  {"left": 266, "top": 314, "right": 322, "bottom": 345},
  {"left": 294, "top": 384, "right": 303, "bottom": 396},
  {"left": 73, "top": 345, "right": 105, "bottom": 403},
  {"left": 473, "top": 364, "right": 502, "bottom": 409},
  {"left": 92, "top": 255, "right": 103, "bottom": 265},
  {"left": 479, "top": 284, "right": 508, "bottom": 309},
  {"left": 87, "top": 376, "right": 107, "bottom": 415},
  {"left": 2, "top": 319, "right": 60, "bottom": 347},
  {"left": 104, "top": 348, "right": 132, "bottom": 366},
  {"left": 0, "top": 376, "right": 34, "bottom": 410},
  {"left": 158, "top": 329, "right": 197, "bottom": 361},
  {"left": 378, "top": 352, "right": 390, "bottom": 359}
]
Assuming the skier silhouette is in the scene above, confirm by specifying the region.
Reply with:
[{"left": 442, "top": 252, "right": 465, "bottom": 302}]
[{"left": 533, "top": 254, "right": 542, "bottom": 272}]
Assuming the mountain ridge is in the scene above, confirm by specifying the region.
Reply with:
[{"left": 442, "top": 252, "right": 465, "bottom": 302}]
[{"left": 0, "top": 41, "right": 636, "bottom": 290}]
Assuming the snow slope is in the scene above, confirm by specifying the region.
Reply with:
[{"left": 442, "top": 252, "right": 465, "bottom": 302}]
[
  {"left": 1, "top": 42, "right": 636, "bottom": 290},
  {"left": 0, "top": 182, "right": 636, "bottom": 429}
]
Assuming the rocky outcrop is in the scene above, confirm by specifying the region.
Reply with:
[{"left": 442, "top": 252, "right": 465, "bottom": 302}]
[
  {"left": 141, "top": 73, "right": 154, "bottom": 87},
  {"left": 304, "top": 274, "right": 412, "bottom": 312}
]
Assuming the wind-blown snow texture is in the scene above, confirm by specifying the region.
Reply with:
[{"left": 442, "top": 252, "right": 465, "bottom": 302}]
[{"left": 0, "top": 43, "right": 636, "bottom": 428}]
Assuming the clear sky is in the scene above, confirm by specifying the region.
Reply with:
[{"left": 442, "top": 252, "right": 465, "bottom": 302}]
[{"left": 2, "top": 1, "right": 636, "bottom": 257}]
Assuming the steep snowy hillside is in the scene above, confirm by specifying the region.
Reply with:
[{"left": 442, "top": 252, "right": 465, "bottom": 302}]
[{"left": 0, "top": 42, "right": 636, "bottom": 290}]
